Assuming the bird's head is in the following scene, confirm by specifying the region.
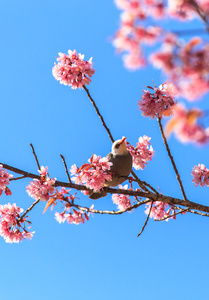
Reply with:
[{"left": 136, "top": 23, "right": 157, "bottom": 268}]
[{"left": 112, "top": 137, "right": 128, "bottom": 155}]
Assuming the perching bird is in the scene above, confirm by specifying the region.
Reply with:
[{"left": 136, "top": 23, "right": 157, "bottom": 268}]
[{"left": 89, "top": 137, "right": 132, "bottom": 199}]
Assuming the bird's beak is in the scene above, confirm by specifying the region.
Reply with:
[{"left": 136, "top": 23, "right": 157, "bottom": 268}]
[{"left": 120, "top": 137, "right": 126, "bottom": 144}]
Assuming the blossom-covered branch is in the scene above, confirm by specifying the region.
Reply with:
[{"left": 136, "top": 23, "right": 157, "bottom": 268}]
[{"left": 2, "top": 162, "right": 209, "bottom": 215}]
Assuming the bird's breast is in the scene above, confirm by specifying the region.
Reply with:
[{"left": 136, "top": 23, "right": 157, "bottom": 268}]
[{"left": 110, "top": 153, "right": 132, "bottom": 176}]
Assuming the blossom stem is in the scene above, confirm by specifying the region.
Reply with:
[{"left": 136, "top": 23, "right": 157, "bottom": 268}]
[
  {"left": 83, "top": 85, "right": 115, "bottom": 143},
  {"left": 20, "top": 199, "right": 40, "bottom": 220},
  {"left": 157, "top": 117, "right": 188, "bottom": 201},
  {"left": 137, "top": 201, "right": 153, "bottom": 237},
  {"left": 60, "top": 154, "right": 72, "bottom": 183}
]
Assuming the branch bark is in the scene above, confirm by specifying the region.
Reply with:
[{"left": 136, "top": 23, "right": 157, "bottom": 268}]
[
  {"left": 158, "top": 117, "right": 188, "bottom": 201},
  {"left": 2, "top": 162, "right": 209, "bottom": 215}
]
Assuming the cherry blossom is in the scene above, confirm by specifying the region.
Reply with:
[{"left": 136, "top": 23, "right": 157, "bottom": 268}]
[
  {"left": 112, "top": 184, "right": 132, "bottom": 210},
  {"left": 0, "top": 203, "right": 34, "bottom": 243},
  {"left": 38, "top": 166, "right": 49, "bottom": 177},
  {"left": 40, "top": 186, "right": 90, "bottom": 225},
  {"left": 53, "top": 187, "right": 72, "bottom": 202},
  {"left": 52, "top": 49, "right": 95, "bottom": 89},
  {"left": 126, "top": 136, "right": 154, "bottom": 170},
  {"left": 167, "top": 0, "right": 195, "bottom": 20},
  {"left": 199, "top": 0, "right": 209, "bottom": 13},
  {"left": 145, "top": 201, "right": 179, "bottom": 221},
  {"left": 26, "top": 166, "right": 56, "bottom": 201},
  {"left": 138, "top": 82, "right": 176, "bottom": 118},
  {"left": 55, "top": 206, "right": 91, "bottom": 225},
  {"left": 70, "top": 154, "right": 113, "bottom": 192},
  {"left": 66, "top": 210, "right": 85, "bottom": 225},
  {"left": 165, "top": 104, "right": 209, "bottom": 145},
  {"left": 150, "top": 37, "right": 209, "bottom": 101},
  {"left": 191, "top": 164, "right": 209, "bottom": 187},
  {"left": 113, "top": 1, "right": 209, "bottom": 100},
  {"left": 55, "top": 212, "right": 66, "bottom": 224},
  {"left": 123, "top": 49, "right": 146, "bottom": 69},
  {"left": 0, "top": 165, "right": 13, "bottom": 196}
]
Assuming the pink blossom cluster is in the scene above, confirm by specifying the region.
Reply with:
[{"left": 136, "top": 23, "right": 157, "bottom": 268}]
[
  {"left": 70, "top": 154, "right": 113, "bottom": 192},
  {"left": 55, "top": 209, "right": 89, "bottom": 225},
  {"left": 53, "top": 187, "right": 91, "bottom": 225},
  {"left": 113, "top": 0, "right": 209, "bottom": 100},
  {"left": 26, "top": 166, "right": 56, "bottom": 201},
  {"left": 138, "top": 83, "right": 176, "bottom": 118},
  {"left": 151, "top": 37, "right": 209, "bottom": 101},
  {"left": 40, "top": 187, "right": 89, "bottom": 225},
  {"left": 126, "top": 136, "right": 154, "bottom": 170},
  {"left": 145, "top": 201, "right": 180, "bottom": 221},
  {"left": 112, "top": 184, "right": 132, "bottom": 210},
  {"left": 0, "top": 165, "right": 13, "bottom": 196},
  {"left": 0, "top": 203, "right": 34, "bottom": 243},
  {"left": 42, "top": 187, "right": 74, "bottom": 214},
  {"left": 167, "top": 0, "right": 195, "bottom": 20},
  {"left": 191, "top": 164, "right": 209, "bottom": 187},
  {"left": 52, "top": 49, "right": 95, "bottom": 89},
  {"left": 165, "top": 104, "right": 209, "bottom": 145}
]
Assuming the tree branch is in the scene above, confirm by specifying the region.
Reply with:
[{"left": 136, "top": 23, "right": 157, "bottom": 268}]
[
  {"left": 83, "top": 85, "right": 115, "bottom": 143},
  {"left": 190, "top": 0, "right": 209, "bottom": 32},
  {"left": 60, "top": 154, "right": 72, "bottom": 183},
  {"left": 3, "top": 162, "right": 209, "bottom": 214},
  {"left": 70, "top": 199, "right": 150, "bottom": 215},
  {"left": 157, "top": 117, "right": 187, "bottom": 201},
  {"left": 10, "top": 175, "right": 27, "bottom": 181},
  {"left": 30, "top": 143, "right": 41, "bottom": 170},
  {"left": 137, "top": 201, "right": 153, "bottom": 237},
  {"left": 20, "top": 199, "right": 40, "bottom": 220}
]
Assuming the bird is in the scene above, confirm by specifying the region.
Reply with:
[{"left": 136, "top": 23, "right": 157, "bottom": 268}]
[{"left": 89, "top": 137, "right": 132, "bottom": 199}]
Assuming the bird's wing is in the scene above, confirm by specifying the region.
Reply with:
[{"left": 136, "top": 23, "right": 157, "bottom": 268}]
[{"left": 106, "top": 152, "right": 113, "bottom": 161}]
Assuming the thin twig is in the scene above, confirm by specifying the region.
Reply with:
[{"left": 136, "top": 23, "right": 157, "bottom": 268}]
[
  {"left": 30, "top": 143, "right": 41, "bottom": 170},
  {"left": 142, "top": 181, "right": 159, "bottom": 194},
  {"left": 134, "top": 196, "right": 141, "bottom": 203},
  {"left": 60, "top": 154, "right": 72, "bottom": 183},
  {"left": 20, "top": 199, "right": 40, "bottom": 220},
  {"left": 130, "top": 170, "right": 149, "bottom": 192},
  {"left": 157, "top": 117, "right": 187, "bottom": 201},
  {"left": 10, "top": 175, "right": 26, "bottom": 181},
  {"left": 137, "top": 201, "right": 153, "bottom": 237},
  {"left": 155, "top": 208, "right": 189, "bottom": 221},
  {"left": 190, "top": 0, "right": 209, "bottom": 32},
  {"left": 83, "top": 85, "right": 114, "bottom": 143},
  {"left": 129, "top": 175, "right": 158, "bottom": 194},
  {"left": 173, "top": 204, "right": 209, "bottom": 217},
  {"left": 187, "top": 209, "right": 209, "bottom": 218},
  {"left": 68, "top": 199, "right": 151, "bottom": 215}
]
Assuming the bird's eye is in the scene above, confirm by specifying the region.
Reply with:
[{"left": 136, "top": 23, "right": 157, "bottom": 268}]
[{"left": 115, "top": 143, "right": 120, "bottom": 149}]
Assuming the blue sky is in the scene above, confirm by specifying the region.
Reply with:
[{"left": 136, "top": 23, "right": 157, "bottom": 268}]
[{"left": 1, "top": 1, "right": 209, "bottom": 299}]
